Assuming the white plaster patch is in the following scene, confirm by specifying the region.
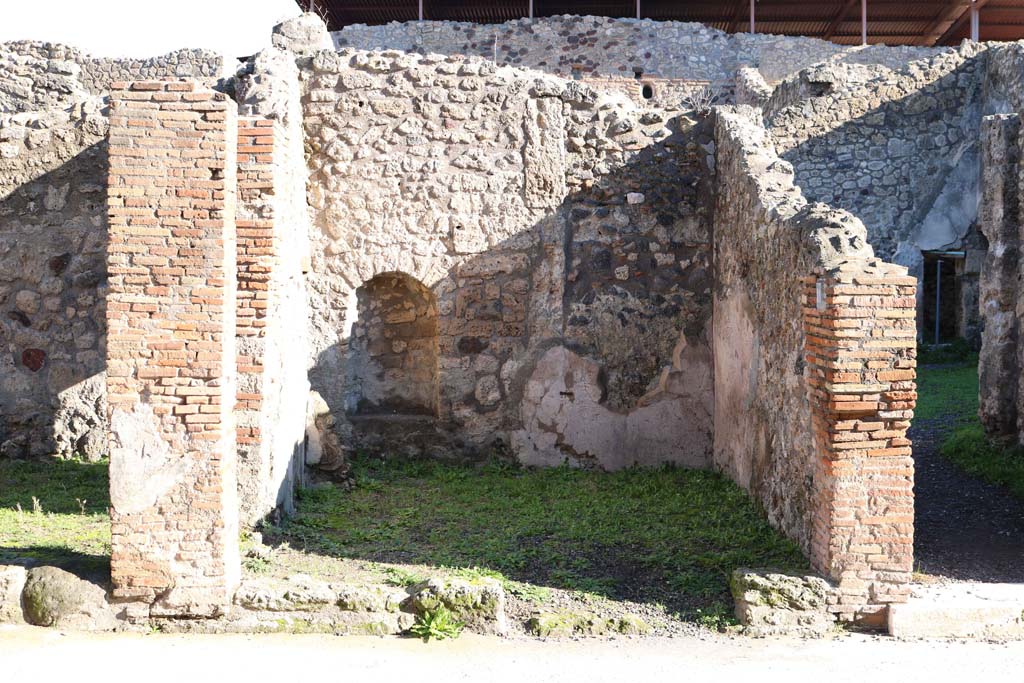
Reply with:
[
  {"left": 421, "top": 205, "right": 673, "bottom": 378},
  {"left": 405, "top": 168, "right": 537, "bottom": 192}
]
[{"left": 109, "top": 403, "right": 190, "bottom": 515}]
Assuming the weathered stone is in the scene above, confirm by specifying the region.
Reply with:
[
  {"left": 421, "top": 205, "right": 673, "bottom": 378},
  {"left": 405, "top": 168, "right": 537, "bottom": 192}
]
[
  {"left": 271, "top": 13, "right": 333, "bottom": 57},
  {"left": 335, "top": 583, "right": 406, "bottom": 613},
  {"left": 525, "top": 610, "right": 650, "bottom": 638},
  {"left": 406, "top": 577, "right": 507, "bottom": 635},
  {"left": 235, "top": 575, "right": 335, "bottom": 612},
  {"left": 978, "top": 114, "right": 1021, "bottom": 438},
  {"left": 730, "top": 569, "right": 835, "bottom": 636},
  {"left": 0, "top": 564, "right": 27, "bottom": 624},
  {"left": 20, "top": 566, "right": 117, "bottom": 630},
  {"left": 888, "top": 583, "right": 1024, "bottom": 639}
]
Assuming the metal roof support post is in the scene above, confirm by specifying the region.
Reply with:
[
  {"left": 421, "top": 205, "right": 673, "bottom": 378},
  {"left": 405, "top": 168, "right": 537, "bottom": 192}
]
[
  {"left": 637, "top": 0, "right": 641, "bottom": 20},
  {"left": 862, "top": 0, "right": 868, "bottom": 45},
  {"left": 971, "top": 0, "right": 980, "bottom": 41},
  {"left": 419, "top": 0, "right": 424, "bottom": 21},
  {"left": 529, "top": 0, "right": 533, "bottom": 19},
  {"left": 750, "top": 0, "right": 755, "bottom": 33}
]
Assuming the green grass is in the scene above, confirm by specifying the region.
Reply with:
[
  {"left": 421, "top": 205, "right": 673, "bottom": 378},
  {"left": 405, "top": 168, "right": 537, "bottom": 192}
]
[
  {"left": 915, "top": 355, "right": 1024, "bottom": 503},
  {"left": 0, "top": 453, "right": 809, "bottom": 622},
  {"left": 0, "top": 458, "right": 110, "bottom": 578},
  {"left": 271, "top": 458, "right": 809, "bottom": 620},
  {"left": 942, "top": 424, "right": 1024, "bottom": 501},
  {"left": 914, "top": 355, "right": 978, "bottom": 422}
]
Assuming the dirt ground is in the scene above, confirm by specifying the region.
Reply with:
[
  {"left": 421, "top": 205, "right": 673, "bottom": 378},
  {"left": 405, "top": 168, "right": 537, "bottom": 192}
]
[
  {"left": 911, "top": 414, "right": 1024, "bottom": 583},
  {"left": 3, "top": 625, "right": 1024, "bottom": 683}
]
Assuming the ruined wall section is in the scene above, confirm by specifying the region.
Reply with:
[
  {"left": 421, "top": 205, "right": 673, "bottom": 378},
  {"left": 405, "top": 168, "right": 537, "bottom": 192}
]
[
  {"left": 714, "top": 106, "right": 916, "bottom": 623},
  {"left": 333, "top": 16, "right": 940, "bottom": 103},
  {"left": 232, "top": 48, "right": 313, "bottom": 525},
  {"left": 765, "top": 48, "right": 985, "bottom": 272},
  {"left": 106, "top": 81, "right": 239, "bottom": 616},
  {"left": 977, "top": 113, "right": 1020, "bottom": 438},
  {"left": 302, "top": 49, "right": 713, "bottom": 467},
  {"left": 0, "top": 42, "right": 222, "bottom": 114},
  {"left": 0, "top": 101, "right": 109, "bottom": 459},
  {"left": 0, "top": 44, "right": 224, "bottom": 461}
]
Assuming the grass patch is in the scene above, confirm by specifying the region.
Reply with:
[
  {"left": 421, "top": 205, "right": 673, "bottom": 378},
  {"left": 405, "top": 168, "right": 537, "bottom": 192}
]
[
  {"left": 914, "top": 355, "right": 978, "bottom": 422},
  {"left": 915, "top": 356, "right": 1024, "bottom": 503},
  {"left": 941, "top": 424, "right": 1024, "bottom": 501},
  {"left": 917, "top": 339, "right": 975, "bottom": 366},
  {"left": 0, "top": 458, "right": 111, "bottom": 578},
  {"left": 270, "top": 457, "right": 808, "bottom": 620}
]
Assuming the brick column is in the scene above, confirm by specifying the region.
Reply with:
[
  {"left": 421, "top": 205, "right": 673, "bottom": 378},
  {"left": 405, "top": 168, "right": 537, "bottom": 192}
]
[
  {"left": 803, "top": 265, "right": 917, "bottom": 624},
  {"left": 235, "top": 117, "right": 277, "bottom": 522},
  {"left": 106, "top": 80, "right": 239, "bottom": 616}
]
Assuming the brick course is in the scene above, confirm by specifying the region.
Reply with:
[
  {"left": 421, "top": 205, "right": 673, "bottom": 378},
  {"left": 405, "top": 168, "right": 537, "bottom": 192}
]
[
  {"left": 106, "top": 80, "right": 240, "bottom": 616},
  {"left": 804, "top": 268, "right": 917, "bottom": 623},
  {"left": 235, "top": 117, "right": 279, "bottom": 518}
]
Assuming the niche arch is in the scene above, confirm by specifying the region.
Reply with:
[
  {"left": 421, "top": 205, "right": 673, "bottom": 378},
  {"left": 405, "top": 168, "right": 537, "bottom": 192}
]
[{"left": 345, "top": 272, "right": 440, "bottom": 417}]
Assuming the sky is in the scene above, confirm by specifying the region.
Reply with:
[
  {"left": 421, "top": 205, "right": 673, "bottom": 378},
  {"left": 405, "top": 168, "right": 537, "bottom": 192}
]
[{"left": 0, "top": 0, "right": 302, "bottom": 61}]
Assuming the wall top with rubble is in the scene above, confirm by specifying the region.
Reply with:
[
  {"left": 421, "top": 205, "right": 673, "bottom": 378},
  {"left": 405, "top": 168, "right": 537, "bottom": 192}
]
[{"left": 333, "top": 15, "right": 946, "bottom": 88}]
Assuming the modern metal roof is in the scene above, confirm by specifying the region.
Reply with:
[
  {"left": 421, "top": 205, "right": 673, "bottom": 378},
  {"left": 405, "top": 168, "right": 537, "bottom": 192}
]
[{"left": 297, "top": 0, "right": 1024, "bottom": 46}]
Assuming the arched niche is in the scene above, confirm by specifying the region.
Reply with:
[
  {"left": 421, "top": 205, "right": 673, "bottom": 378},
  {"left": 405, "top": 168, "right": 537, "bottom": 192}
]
[{"left": 345, "top": 272, "right": 440, "bottom": 417}]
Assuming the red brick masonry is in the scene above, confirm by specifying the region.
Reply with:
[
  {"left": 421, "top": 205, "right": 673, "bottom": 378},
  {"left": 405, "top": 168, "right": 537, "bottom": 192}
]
[
  {"left": 106, "top": 80, "right": 240, "bottom": 616},
  {"left": 804, "top": 267, "right": 917, "bottom": 624}
]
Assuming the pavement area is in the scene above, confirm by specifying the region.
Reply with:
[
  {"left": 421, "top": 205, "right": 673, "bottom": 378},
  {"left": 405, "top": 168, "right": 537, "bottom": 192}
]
[{"left": 3, "top": 626, "right": 1024, "bottom": 682}]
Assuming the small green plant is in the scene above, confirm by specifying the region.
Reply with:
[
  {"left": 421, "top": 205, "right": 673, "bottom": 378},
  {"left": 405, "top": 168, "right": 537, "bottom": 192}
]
[
  {"left": 693, "top": 601, "right": 737, "bottom": 632},
  {"left": 243, "top": 556, "right": 271, "bottom": 574},
  {"left": 384, "top": 566, "right": 427, "bottom": 587},
  {"left": 408, "top": 605, "right": 463, "bottom": 641},
  {"left": 504, "top": 580, "right": 552, "bottom": 604}
]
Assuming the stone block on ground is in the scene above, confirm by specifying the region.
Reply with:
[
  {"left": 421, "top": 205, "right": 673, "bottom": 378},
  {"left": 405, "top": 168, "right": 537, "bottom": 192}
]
[
  {"left": 0, "top": 565, "right": 28, "bottom": 624},
  {"left": 406, "top": 577, "right": 508, "bottom": 635},
  {"left": 730, "top": 568, "right": 836, "bottom": 636},
  {"left": 20, "top": 566, "right": 118, "bottom": 630},
  {"left": 234, "top": 574, "right": 335, "bottom": 611},
  {"left": 888, "top": 583, "right": 1024, "bottom": 639},
  {"left": 228, "top": 575, "right": 413, "bottom": 635},
  {"left": 525, "top": 610, "right": 650, "bottom": 638}
]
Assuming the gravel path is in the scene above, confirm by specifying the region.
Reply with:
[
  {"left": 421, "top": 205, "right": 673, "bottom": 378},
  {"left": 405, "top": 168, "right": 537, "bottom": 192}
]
[{"left": 911, "top": 416, "right": 1024, "bottom": 582}]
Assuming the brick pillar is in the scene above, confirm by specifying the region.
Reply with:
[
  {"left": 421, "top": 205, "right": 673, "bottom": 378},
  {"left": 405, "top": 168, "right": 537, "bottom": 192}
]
[
  {"left": 106, "top": 80, "right": 239, "bottom": 616},
  {"left": 803, "top": 265, "right": 917, "bottom": 624},
  {"left": 235, "top": 117, "right": 276, "bottom": 522}
]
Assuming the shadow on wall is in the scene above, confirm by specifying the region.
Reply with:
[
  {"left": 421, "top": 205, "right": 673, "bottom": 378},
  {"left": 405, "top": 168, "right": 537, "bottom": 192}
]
[
  {"left": 307, "top": 115, "right": 716, "bottom": 469},
  {"left": 0, "top": 140, "right": 110, "bottom": 461},
  {"left": 765, "top": 54, "right": 987, "bottom": 338}
]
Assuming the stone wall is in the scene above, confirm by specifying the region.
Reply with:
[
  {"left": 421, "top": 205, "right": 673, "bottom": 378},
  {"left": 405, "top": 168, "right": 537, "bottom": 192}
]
[
  {"left": 0, "top": 41, "right": 222, "bottom": 114},
  {"left": 0, "top": 42, "right": 222, "bottom": 461},
  {"left": 978, "top": 114, "right": 1020, "bottom": 438},
  {"left": 0, "top": 102, "right": 108, "bottom": 459},
  {"left": 332, "top": 16, "right": 938, "bottom": 98},
  {"left": 301, "top": 48, "right": 714, "bottom": 467},
  {"left": 106, "top": 81, "right": 239, "bottom": 616},
  {"left": 713, "top": 106, "right": 915, "bottom": 623},
  {"left": 765, "top": 47, "right": 985, "bottom": 268},
  {"left": 975, "top": 44, "right": 1024, "bottom": 447}
]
